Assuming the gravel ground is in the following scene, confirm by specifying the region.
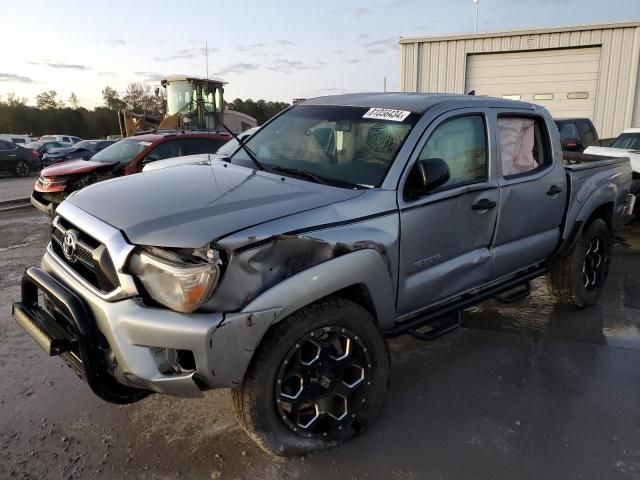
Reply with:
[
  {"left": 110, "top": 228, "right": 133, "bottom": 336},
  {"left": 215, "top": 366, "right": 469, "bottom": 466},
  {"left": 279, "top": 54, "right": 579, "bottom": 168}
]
[{"left": 1, "top": 209, "right": 639, "bottom": 480}]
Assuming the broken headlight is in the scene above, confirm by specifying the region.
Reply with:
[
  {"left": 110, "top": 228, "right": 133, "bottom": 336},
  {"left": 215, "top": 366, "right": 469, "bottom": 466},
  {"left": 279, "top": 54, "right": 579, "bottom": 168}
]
[{"left": 129, "top": 246, "right": 221, "bottom": 313}]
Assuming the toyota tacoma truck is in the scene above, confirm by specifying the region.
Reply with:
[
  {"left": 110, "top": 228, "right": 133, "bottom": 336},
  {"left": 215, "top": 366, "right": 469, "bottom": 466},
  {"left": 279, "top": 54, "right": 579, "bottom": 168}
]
[{"left": 12, "top": 94, "right": 636, "bottom": 456}]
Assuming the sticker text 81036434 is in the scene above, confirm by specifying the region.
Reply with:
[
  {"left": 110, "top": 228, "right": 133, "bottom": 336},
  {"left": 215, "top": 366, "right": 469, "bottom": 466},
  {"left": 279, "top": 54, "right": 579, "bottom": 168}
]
[{"left": 362, "top": 108, "right": 411, "bottom": 122}]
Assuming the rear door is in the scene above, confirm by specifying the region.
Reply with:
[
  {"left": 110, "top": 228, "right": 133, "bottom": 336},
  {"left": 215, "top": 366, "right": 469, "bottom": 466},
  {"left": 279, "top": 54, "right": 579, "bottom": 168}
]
[
  {"left": 491, "top": 111, "right": 567, "bottom": 278},
  {"left": 396, "top": 110, "right": 499, "bottom": 317},
  {"left": 0, "top": 140, "right": 18, "bottom": 172},
  {"left": 135, "top": 139, "right": 182, "bottom": 171}
]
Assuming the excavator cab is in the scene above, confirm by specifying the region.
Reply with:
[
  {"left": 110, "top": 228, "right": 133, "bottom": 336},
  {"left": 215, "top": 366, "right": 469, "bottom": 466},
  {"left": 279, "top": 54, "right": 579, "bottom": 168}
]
[
  {"left": 160, "top": 76, "right": 225, "bottom": 131},
  {"left": 118, "top": 76, "right": 226, "bottom": 137}
]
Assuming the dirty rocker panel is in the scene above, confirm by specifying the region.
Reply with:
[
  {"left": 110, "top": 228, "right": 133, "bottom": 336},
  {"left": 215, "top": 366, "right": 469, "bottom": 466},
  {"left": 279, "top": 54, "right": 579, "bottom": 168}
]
[{"left": 11, "top": 267, "right": 147, "bottom": 404}]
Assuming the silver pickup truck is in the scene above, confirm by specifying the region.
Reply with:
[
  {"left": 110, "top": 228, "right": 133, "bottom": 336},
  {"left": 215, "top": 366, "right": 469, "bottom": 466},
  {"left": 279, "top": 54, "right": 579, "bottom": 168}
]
[{"left": 12, "top": 94, "right": 635, "bottom": 456}]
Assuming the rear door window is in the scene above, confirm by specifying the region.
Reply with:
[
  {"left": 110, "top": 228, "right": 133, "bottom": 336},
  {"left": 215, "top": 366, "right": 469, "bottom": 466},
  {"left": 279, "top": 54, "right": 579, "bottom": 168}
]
[
  {"left": 498, "top": 116, "right": 551, "bottom": 178},
  {"left": 0, "top": 140, "right": 14, "bottom": 150},
  {"left": 181, "top": 137, "right": 227, "bottom": 155},
  {"left": 144, "top": 139, "right": 181, "bottom": 163}
]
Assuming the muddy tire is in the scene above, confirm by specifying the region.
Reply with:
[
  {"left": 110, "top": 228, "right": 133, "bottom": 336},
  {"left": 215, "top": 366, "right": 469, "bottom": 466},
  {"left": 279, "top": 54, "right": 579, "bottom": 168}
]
[
  {"left": 15, "top": 160, "right": 30, "bottom": 177},
  {"left": 548, "top": 218, "right": 611, "bottom": 308},
  {"left": 231, "top": 297, "right": 390, "bottom": 456}
]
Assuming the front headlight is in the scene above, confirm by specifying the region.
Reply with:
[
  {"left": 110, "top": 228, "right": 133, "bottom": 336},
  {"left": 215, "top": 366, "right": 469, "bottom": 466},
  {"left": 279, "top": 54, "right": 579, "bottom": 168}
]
[{"left": 129, "top": 247, "right": 221, "bottom": 313}]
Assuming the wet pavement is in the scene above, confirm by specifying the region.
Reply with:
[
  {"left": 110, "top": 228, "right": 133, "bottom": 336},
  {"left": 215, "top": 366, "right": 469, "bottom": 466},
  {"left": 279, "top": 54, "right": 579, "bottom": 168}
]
[{"left": 1, "top": 209, "right": 639, "bottom": 479}]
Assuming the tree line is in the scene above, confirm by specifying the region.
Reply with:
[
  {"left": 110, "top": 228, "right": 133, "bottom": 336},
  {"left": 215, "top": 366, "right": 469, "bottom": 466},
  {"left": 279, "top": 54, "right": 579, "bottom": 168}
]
[{"left": 0, "top": 84, "right": 291, "bottom": 139}]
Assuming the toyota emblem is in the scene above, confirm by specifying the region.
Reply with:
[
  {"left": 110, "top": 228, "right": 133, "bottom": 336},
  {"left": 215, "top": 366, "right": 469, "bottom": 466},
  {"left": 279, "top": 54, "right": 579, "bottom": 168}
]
[{"left": 62, "top": 230, "right": 79, "bottom": 263}]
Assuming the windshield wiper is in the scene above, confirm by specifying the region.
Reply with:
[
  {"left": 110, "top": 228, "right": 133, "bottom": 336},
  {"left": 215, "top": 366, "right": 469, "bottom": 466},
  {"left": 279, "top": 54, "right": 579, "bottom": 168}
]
[
  {"left": 271, "top": 166, "right": 331, "bottom": 185},
  {"left": 221, "top": 123, "right": 264, "bottom": 171}
]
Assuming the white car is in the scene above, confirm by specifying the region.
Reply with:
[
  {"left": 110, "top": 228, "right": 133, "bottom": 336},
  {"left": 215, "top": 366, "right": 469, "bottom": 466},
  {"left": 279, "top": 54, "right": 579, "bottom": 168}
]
[
  {"left": 0, "top": 134, "right": 36, "bottom": 145},
  {"left": 142, "top": 127, "right": 259, "bottom": 173},
  {"left": 585, "top": 128, "right": 640, "bottom": 175},
  {"left": 38, "top": 134, "right": 83, "bottom": 145}
]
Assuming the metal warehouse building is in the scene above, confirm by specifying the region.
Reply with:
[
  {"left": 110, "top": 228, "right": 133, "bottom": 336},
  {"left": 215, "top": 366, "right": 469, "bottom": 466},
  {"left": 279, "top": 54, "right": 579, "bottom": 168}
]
[{"left": 400, "top": 22, "right": 640, "bottom": 138}]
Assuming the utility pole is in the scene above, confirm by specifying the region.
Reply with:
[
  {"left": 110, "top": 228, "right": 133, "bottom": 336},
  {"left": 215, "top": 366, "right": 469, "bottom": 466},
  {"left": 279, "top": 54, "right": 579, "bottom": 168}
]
[
  {"left": 205, "top": 40, "right": 209, "bottom": 80},
  {"left": 384, "top": 76, "right": 387, "bottom": 92},
  {"left": 474, "top": 0, "right": 479, "bottom": 33}
]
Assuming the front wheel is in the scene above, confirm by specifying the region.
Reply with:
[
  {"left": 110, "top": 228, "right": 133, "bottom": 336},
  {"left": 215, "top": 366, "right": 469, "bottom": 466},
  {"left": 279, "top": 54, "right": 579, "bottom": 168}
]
[
  {"left": 548, "top": 218, "right": 611, "bottom": 308},
  {"left": 15, "top": 160, "right": 30, "bottom": 177},
  {"left": 231, "top": 297, "right": 390, "bottom": 456}
]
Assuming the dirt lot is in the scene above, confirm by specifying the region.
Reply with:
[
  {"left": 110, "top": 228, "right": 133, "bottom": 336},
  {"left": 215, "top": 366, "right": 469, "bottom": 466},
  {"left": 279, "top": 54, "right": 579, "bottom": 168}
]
[{"left": 1, "top": 208, "right": 639, "bottom": 480}]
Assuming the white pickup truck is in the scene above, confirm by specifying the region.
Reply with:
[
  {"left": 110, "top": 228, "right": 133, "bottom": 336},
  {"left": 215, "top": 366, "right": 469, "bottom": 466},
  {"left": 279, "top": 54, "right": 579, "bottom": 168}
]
[{"left": 585, "top": 128, "right": 640, "bottom": 193}]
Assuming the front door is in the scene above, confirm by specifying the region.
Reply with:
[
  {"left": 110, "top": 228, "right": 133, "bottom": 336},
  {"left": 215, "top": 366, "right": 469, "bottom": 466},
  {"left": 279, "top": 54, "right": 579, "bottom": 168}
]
[
  {"left": 490, "top": 113, "right": 567, "bottom": 278},
  {"left": 396, "top": 111, "right": 499, "bottom": 318}
]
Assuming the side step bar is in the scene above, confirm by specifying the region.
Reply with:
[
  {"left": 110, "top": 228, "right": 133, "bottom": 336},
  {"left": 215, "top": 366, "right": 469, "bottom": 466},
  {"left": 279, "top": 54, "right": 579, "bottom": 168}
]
[{"left": 384, "top": 265, "right": 546, "bottom": 339}]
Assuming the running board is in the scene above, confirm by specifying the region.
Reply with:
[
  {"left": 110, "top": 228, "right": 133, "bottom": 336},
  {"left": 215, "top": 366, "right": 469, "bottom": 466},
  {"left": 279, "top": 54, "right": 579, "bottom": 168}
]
[
  {"left": 493, "top": 281, "right": 531, "bottom": 304},
  {"left": 384, "top": 265, "right": 547, "bottom": 339},
  {"left": 408, "top": 311, "right": 461, "bottom": 341}
]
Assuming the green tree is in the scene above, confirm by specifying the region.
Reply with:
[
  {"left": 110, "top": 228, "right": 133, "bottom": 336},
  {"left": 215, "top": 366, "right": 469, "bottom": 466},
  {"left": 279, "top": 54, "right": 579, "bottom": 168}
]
[
  {"left": 102, "top": 86, "right": 126, "bottom": 111},
  {"left": 36, "top": 90, "right": 62, "bottom": 109}
]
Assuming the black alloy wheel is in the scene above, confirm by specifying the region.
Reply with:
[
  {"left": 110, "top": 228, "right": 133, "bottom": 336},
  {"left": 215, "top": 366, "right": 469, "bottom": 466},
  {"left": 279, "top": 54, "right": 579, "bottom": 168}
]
[{"left": 275, "top": 326, "right": 371, "bottom": 438}]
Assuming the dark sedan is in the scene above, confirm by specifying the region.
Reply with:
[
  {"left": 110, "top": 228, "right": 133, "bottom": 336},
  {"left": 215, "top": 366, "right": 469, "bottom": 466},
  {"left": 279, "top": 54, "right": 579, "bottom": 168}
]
[
  {"left": 26, "top": 141, "right": 71, "bottom": 159},
  {"left": 42, "top": 139, "right": 115, "bottom": 167},
  {"left": 0, "top": 140, "right": 41, "bottom": 176}
]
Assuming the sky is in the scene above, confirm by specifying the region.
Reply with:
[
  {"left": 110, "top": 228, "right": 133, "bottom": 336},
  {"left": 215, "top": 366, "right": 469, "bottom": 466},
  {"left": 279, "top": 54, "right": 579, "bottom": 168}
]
[{"left": 0, "top": 0, "right": 638, "bottom": 109}]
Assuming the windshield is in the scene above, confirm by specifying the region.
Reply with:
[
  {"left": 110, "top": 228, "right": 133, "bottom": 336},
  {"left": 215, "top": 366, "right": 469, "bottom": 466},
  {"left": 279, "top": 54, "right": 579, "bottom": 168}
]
[
  {"left": 74, "top": 140, "right": 100, "bottom": 151},
  {"left": 231, "top": 105, "right": 418, "bottom": 188},
  {"left": 611, "top": 133, "right": 640, "bottom": 150},
  {"left": 217, "top": 128, "right": 258, "bottom": 156},
  {"left": 91, "top": 139, "right": 148, "bottom": 164}
]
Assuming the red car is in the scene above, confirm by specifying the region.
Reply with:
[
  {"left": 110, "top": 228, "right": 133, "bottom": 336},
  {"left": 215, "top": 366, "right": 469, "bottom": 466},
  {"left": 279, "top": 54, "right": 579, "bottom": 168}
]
[{"left": 31, "top": 131, "right": 230, "bottom": 216}]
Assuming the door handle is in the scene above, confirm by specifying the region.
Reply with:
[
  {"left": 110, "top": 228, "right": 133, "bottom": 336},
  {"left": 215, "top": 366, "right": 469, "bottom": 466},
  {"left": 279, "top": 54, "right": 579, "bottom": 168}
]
[
  {"left": 547, "top": 185, "right": 562, "bottom": 196},
  {"left": 471, "top": 198, "right": 496, "bottom": 210},
  {"left": 8, "top": 154, "right": 16, "bottom": 157}
]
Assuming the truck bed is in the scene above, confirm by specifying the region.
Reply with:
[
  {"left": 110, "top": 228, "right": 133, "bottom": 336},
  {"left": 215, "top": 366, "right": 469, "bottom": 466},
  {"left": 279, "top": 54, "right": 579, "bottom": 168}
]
[{"left": 562, "top": 151, "right": 630, "bottom": 171}]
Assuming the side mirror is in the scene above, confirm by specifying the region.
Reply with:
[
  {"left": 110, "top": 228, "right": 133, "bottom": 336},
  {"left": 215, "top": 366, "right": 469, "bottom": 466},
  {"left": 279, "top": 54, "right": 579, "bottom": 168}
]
[
  {"left": 561, "top": 137, "right": 581, "bottom": 151},
  {"left": 404, "top": 158, "right": 450, "bottom": 200}
]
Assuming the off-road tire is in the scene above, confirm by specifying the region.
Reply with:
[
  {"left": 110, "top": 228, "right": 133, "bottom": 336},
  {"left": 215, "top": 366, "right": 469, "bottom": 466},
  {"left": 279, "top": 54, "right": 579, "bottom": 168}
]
[
  {"left": 15, "top": 160, "right": 30, "bottom": 177},
  {"left": 548, "top": 218, "right": 611, "bottom": 308},
  {"left": 231, "top": 297, "right": 390, "bottom": 456}
]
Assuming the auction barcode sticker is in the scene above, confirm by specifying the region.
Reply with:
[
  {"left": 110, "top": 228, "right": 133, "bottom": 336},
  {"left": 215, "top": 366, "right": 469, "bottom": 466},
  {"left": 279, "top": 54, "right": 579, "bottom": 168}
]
[{"left": 362, "top": 108, "right": 411, "bottom": 122}]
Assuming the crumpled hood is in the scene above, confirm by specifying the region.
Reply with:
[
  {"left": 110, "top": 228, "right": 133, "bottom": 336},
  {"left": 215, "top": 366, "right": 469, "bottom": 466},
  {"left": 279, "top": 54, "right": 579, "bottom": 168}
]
[
  {"left": 42, "top": 159, "right": 117, "bottom": 176},
  {"left": 67, "top": 161, "right": 364, "bottom": 247}
]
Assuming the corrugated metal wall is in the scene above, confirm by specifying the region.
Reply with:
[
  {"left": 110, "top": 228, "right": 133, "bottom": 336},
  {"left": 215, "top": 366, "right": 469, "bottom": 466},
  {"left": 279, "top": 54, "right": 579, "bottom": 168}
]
[{"left": 400, "top": 24, "right": 640, "bottom": 138}]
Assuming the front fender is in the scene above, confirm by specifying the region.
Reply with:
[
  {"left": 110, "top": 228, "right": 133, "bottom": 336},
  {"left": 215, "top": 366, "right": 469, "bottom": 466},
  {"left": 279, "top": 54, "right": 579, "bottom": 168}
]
[
  {"left": 207, "top": 249, "right": 395, "bottom": 387},
  {"left": 241, "top": 248, "right": 396, "bottom": 328}
]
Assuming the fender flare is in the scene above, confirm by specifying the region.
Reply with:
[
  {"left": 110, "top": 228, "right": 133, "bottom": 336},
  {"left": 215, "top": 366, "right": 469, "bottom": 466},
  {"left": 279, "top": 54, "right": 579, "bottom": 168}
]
[{"left": 242, "top": 248, "right": 396, "bottom": 328}]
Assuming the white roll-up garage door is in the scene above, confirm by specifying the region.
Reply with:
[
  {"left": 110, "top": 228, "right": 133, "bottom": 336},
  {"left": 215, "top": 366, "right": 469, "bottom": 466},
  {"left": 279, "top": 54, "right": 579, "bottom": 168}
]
[{"left": 465, "top": 47, "right": 601, "bottom": 119}]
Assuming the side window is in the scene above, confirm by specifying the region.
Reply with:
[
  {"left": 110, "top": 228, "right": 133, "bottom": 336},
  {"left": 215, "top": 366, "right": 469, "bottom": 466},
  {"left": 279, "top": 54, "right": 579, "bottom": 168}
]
[
  {"left": 0, "top": 140, "right": 13, "bottom": 150},
  {"left": 498, "top": 116, "right": 550, "bottom": 178},
  {"left": 417, "top": 115, "right": 487, "bottom": 190},
  {"left": 144, "top": 140, "right": 181, "bottom": 163},
  {"left": 577, "top": 121, "right": 596, "bottom": 144},
  {"left": 62, "top": 137, "right": 70, "bottom": 143},
  {"left": 182, "top": 138, "right": 226, "bottom": 156},
  {"left": 557, "top": 122, "right": 578, "bottom": 141},
  {"left": 12, "top": 138, "right": 25, "bottom": 144}
]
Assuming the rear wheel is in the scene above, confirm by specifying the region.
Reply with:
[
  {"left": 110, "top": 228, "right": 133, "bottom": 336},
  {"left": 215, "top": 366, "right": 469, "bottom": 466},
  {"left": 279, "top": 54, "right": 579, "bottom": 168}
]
[
  {"left": 15, "top": 161, "right": 30, "bottom": 177},
  {"left": 548, "top": 218, "right": 611, "bottom": 308},
  {"left": 231, "top": 297, "right": 390, "bottom": 456}
]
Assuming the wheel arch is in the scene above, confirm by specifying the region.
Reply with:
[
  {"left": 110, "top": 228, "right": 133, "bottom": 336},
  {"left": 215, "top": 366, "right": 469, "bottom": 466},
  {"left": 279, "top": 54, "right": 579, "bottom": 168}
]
[{"left": 241, "top": 248, "right": 396, "bottom": 330}]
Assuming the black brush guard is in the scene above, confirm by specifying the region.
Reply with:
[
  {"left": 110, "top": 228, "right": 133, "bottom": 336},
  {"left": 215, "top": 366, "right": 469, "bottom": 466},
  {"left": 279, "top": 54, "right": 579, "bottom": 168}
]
[{"left": 12, "top": 267, "right": 148, "bottom": 404}]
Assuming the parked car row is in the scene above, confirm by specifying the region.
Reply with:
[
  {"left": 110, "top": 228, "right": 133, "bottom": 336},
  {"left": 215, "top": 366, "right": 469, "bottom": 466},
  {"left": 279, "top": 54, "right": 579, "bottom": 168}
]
[
  {"left": 42, "top": 139, "right": 115, "bottom": 167},
  {"left": 31, "top": 131, "right": 231, "bottom": 215}
]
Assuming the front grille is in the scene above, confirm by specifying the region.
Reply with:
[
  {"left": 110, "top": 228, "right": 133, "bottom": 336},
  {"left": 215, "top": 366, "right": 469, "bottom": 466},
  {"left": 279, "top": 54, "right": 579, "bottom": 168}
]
[{"left": 51, "top": 218, "right": 119, "bottom": 293}]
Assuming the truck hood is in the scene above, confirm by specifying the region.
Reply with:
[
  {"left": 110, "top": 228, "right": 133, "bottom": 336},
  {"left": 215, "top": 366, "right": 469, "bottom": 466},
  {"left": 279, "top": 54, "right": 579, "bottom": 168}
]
[
  {"left": 67, "top": 161, "right": 364, "bottom": 248},
  {"left": 584, "top": 146, "right": 640, "bottom": 173},
  {"left": 42, "top": 159, "right": 117, "bottom": 176}
]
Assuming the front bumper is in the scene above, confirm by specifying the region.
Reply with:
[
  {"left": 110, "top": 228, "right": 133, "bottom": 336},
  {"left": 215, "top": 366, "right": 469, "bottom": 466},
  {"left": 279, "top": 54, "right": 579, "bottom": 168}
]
[
  {"left": 12, "top": 249, "right": 281, "bottom": 401},
  {"left": 31, "top": 190, "right": 63, "bottom": 217}
]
